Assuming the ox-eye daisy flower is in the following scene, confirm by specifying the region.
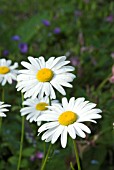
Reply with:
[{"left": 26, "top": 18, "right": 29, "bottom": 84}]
[
  {"left": 0, "top": 102, "right": 11, "bottom": 117},
  {"left": 16, "top": 56, "right": 76, "bottom": 99},
  {"left": 37, "top": 97, "right": 102, "bottom": 148},
  {"left": 20, "top": 96, "right": 59, "bottom": 126},
  {"left": 0, "top": 58, "right": 18, "bottom": 86}
]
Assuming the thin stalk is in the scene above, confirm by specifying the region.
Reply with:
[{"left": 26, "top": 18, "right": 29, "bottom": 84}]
[
  {"left": 41, "top": 96, "right": 51, "bottom": 170},
  {"left": 73, "top": 140, "right": 81, "bottom": 170},
  {"left": 41, "top": 142, "right": 46, "bottom": 167},
  {"left": 41, "top": 144, "right": 51, "bottom": 170},
  {"left": 17, "top": 93, "right": 24, "bottom": 170},
  {"left": 70, "top": 162, "right": 75, "bottom": 170},
  {"left": 97, "top": 74, "right": 111, "bottom": 91}
]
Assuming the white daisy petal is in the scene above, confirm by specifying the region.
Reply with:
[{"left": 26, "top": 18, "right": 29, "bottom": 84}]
[
  {"left": 62, "top": 97, "right": 68, "bottom": 110},
  {"left": 6, "top": 60, "right": 12, "bottom": 66},
  {"left": 77, "top": 119, "right": 97, "bottom": 123},
  {"left": 74, "top": 125, "right": 86, "bottom": 138},
  {"left": 83, "top": 109, "right": 102, "bottom": 116},
  {"left": 66, "top": 97, "right": 75, "bottom": 110},
  {"left": 38, "top": 113, "right": 58, "bottom": 121},
  {"left": 74, "top": 97, "right": 85, "bottom": 109},
  {"left": 61, "top": 126, "right": 68, "bottom": 148},
  {"left": 21, "top": 61, "right": 35, "bottom": 70},
  {"left": 54, "top": 66, "right": 75, "bottom": 74},
  {"left": 82, "top": 113, "right": 102, "bottom": 119},
  {"left": 38, "top": 122, "right": 59, "bottom": 133},
  {"left": 75, "top": 123, "right": 91, "bottom": 134},
  {"left": 41, "top": 127, "right": 58, "bottom": 140},
  {"left": 45, "top": 135, "right": 53, "bottom": 142},
  {"left": 50, "top": 56, "right": 66, "bottom": 69},
  {"left": 44, "top": 83, "right": 50, "bottom": 96},
  {"left": 68, "top": 125, "right": 76, "bottom": 139},
  {"left": 51, "top": 125, "right": 64, "bottom": 144},
  {"left": 39, "top": 56, "right": 46, "bottom": 68},
  {"left": 51, "top": 81, "right": 66, "bottom": 95},
  {"left": 49, "top": 84, "right": 56, "bottom": 99},
  {"left": 0, "top": 102, "right": 11, "bottom": 117},
  {"left": 28, "top": 56, "right": 40, "bottom": 70},
  {"left": 46, "top": 57, "right": 55, "bottom": 68}
]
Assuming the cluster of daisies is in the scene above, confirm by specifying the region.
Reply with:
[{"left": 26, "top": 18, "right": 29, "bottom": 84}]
[{"left": 0, "top": 56, "right": 102, "bottom": 148}]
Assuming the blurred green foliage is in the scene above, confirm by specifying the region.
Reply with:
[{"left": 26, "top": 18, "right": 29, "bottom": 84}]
[{"left": 0, "top": 0, "right": 114, "bottom": 170}]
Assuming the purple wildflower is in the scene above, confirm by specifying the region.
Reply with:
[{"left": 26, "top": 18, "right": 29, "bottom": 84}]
[
  {"left": 42, "top": 20, "right": 50, "bottom": 26},
  {"left": 11, "top": 35, "right": 20, "bottom": 41},
  {"left": 70, "top": 56, "right": 80, "bottom": 66},
  {"left": 105, "top": 15, "right": 114, "bottom": 22},
  {"left": 35, "top": 152, "right": 44, "bottom": 159},
  {"left": 2, "top": 50, "right": 9, "bottom": 56},
  {"left": 30, "top": 155, "right": 35, "bottom": 162},
  {"left": 53, "top": 27, "right": 61, "bottom": 34},
  {"left": 19, "top": 43, "right": 28, "bottom": 54}
]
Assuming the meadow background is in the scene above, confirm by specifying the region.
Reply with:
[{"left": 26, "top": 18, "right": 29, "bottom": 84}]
[{"left": 0, "top": 0, "right": 114, "bottom": 170}]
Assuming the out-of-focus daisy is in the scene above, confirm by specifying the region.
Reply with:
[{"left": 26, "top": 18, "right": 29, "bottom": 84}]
[
  {"left": 0, "top": 58, "right": 18, "bottom": 86},
  {"left": 37, "top": 97, "right": 102, "bottom": 148},
  {"left": 16, "top": 56, "right": 76, "bottom": 99},
  {"left": 20, "top": 96, "right": 59, "bottom": 126},
  {"left": 0, "top": 102, "right": 11, "bottom": 117}
]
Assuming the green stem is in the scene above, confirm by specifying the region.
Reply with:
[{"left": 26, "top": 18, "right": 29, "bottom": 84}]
[
  {"left": 17, "top": 93, "right": 24, "bottom": 170},
  {"left": 70, "top": 162, "right": 75, "bottom": 170},
  {"left": 73, "top": 140, "right": 81, "bottom": 170},
  {"left": 40, "top": 96, "right": 51, "bottom": 169},
  {"left": 97, "top": 74, "right": 111, "bottom": 91},
  {"left": 41, "top": 142, "right": 46, "bottom": 167},
  {"left": 0, "top": 117, "right": 2, "bottom": 134},
  {"left": 49, "top": 96, "right": 51, "bottom": 105},
  {"left": 0, "top": 88, "right": 4, "bottom": 133},
  {"left": 41, "top": 144, "right": 51, "bottom": 170},
  {"left": 2, "top": 88, "right": 4, "bottom": 101}
]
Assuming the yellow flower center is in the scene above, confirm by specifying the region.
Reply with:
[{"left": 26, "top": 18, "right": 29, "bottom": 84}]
[
  {"left": 36, "top": 102, "right": 48, "bottom": 111},
  {"left": 0, "top": 66, "right": 10, "bottom": 74},
  {"left": 58, "top": 111, "right": 78, "bottom": 126},
  {"left": 36, "top": 68, "right": 53, "bottom": 82}
]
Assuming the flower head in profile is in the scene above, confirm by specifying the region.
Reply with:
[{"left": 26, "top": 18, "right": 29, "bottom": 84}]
[
  {"left": 0, "top": 102, "right": 11, "bottom": 117},
  {"left": 20, "top": 96, "right": 59, "bottom": 126},
  {"left": 16, "top": 56, "right": 76, "bottom": 99},
  {"left": 37, "top": 97, "right": 102, "bottom": 148},
  {"left": 0, "top": 58, "right": 18, "bottom": 86}
]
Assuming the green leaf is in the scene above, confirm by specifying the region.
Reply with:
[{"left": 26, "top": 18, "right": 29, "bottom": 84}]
[
  {"left": 16, "top": 12, "right": 49, "bottom": 42},
  {"left": 22, "top": 148, "right": 35, "bottom": 157},
  {"left": 8, "top": 156, "right": 18, "bottom": 165}
]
